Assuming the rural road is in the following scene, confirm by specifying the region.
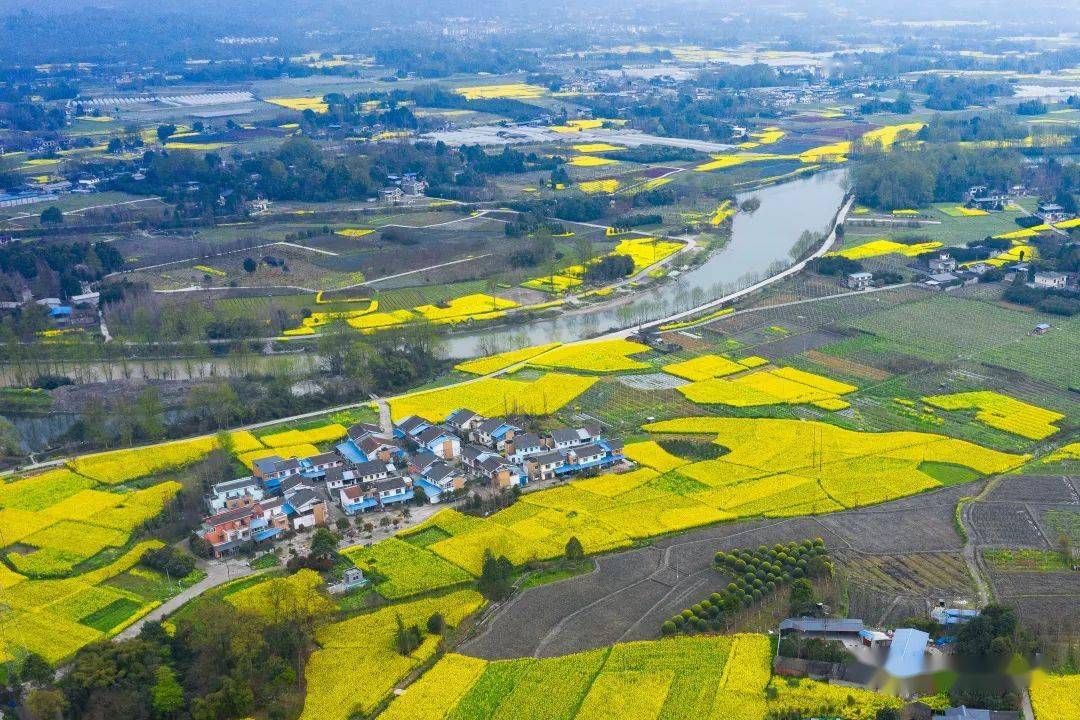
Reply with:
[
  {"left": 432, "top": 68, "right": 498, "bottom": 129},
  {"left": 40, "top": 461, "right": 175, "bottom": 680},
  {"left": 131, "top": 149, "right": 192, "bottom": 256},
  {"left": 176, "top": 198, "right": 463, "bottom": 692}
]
[{"left": 114, "top": 559, "right": 266, "bottom": 639}]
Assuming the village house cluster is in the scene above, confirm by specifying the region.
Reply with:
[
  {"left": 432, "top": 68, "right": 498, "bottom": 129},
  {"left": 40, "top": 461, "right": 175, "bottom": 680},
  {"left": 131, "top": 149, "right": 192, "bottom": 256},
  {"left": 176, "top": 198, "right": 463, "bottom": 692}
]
[{"left": 197, "top": 409, "right": 624, "bottom": 556}]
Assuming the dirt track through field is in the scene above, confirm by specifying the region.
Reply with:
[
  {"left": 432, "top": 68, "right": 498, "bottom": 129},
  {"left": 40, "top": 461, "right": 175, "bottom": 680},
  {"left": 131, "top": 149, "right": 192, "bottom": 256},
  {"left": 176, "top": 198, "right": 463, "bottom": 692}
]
[{"left": 459, "top": 485, "right": 970, "bottom": 659}]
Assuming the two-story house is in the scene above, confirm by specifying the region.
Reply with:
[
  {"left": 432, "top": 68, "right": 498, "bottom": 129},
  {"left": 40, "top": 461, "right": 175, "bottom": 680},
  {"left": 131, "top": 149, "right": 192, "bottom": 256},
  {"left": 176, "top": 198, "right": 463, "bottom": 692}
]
[
  {"left": 505, "top": 433, "right": 545, "bottom": 463},
  {"left": 548, "top": 426, "right": 600, "bottom": 451},
  {"left": 324, "top": 459, "right": 394, "bottom": 492},
  {"left": 199, "top": 500, "right": 289, "bottom": 557},
  {"left": 283, "top": 488, "right": 328, "bottom": 530},
  {"left": 526, "top": 450, "right": 567, "bottom": 481},
  {"left": 394, "top": 415, "right": 431, "bottom": 440},
  {"left": 206, "top": 477, "right": 264, "bottom": 513},
  {"left": 415, "top": 424, "right": 461, "bottom": 460},
  {"left": 475, "top": 418, "right": 521, "bottom": 450},
  {"left": 445, "top": 408, "right": 484, "bottom": 434},
  {"left": 252, "top": 455, "right": 304, "bottom": 491},
  {"left": 477, "top": 454, "right": 526, "bottom": 489},
  {"left": 339, "top": 475, "right": 414, "bottom": 514},
  {"left": 303, "top": 451, "right": 344, "bottom": 478},
  {"left": 408, "top": 450, "right": 441, "bottom": 475}
]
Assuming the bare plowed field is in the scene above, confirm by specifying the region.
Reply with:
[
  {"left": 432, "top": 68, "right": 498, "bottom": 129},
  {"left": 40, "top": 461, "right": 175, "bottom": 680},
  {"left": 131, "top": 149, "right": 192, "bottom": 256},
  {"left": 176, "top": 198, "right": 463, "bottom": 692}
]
[{"left": 459, "top": 487, "right": 968, "bottom": 659}]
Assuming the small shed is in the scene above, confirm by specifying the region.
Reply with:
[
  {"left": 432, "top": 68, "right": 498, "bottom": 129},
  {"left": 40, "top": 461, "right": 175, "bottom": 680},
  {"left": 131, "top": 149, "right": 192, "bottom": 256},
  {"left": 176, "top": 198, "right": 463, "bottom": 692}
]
[{"left": 779, "top": 617, "right": 865, "bottom": 635}]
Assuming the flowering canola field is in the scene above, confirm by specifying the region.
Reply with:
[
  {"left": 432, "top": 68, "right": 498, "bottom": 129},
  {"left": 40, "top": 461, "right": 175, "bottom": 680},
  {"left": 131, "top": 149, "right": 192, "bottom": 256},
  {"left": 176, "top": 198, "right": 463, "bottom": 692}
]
[
  {"left": 0, "top": 541, "right": 166, "bottom": 664},
  {"left": 69, "top": 435, "right": 219, "bottom": 484},
  {"left": 260, "top": 422, "right": 348, "bottom": 447},
  {"left": 454, "top": 343, "right": 562, "bottom": 375},
  {"left": 663, "top": 354, "right": 756, "bottom": 381},
  {"left": 676, "top": 365, "right": 858, "bottom": 410},
  {"left": 569, "top": 155, "right": 618, "bottom": 167},
  {"left": 527, "top": 339, "right": 652, "bottom": 373},
  {"left": 579, "top": 178, "right": 620, "bottom": 193},
  {"left": 266, "top": 97, "right": 329, "bottom": 113},
  {"left": 342, "top": 537, "right": 474, "bottom": 598},
  {"left": 830, "top": 239, "right": 943, "bottom": 260},
  {"left": 455, "top": 83, "right": 547, "bottom": 100},
  {"left": 375, "top": 633, "right": 908, "bottom": 720},
  {"left": 1029, "top": 669, "right": 1080, "bottom": 720},
  {"left": 388, "top": 372, "right": 598, "bottom": 422},
  {"left": 923, "top": 391, "right": 1064, "bottom": 440},
  {"left": 395, "top": 416, "right": 1021, "bottom": 579},
  {"left": 696, "top": 122, "right": 922, "bottom": 172},
  {"left": 300, "top": 589, "right": 484, "bottom": 720}
]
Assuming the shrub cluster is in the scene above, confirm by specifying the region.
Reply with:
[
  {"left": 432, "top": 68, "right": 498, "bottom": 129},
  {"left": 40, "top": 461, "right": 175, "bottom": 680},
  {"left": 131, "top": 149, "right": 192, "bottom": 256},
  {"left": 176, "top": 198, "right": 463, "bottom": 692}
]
[{"left": 660, "top": 538, "right": 831, "bottom": 636}]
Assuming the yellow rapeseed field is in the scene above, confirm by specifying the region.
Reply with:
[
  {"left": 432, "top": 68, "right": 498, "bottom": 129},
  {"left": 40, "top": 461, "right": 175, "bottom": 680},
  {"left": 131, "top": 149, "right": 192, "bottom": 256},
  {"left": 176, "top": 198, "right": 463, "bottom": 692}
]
[
  {"left": 266, "top": 97, "right": 329, "bottom": 113},
  {"left": 622, "top": 441, "right": 690, "bottom": 472},
  {"left": 709, "top": 200, "right": 737, "bottom": 225},
  {"left": 0, "top": 541, "right": 164, "bottom": 664},
  {"left": 522, "top": 274, "right": 582, "bottom": 293},
  {"left": 260, "top": 423, "right": 348, "bottom": 447},
  {"left": 454, "top": 343, "right": 562, "bottom": 375},
  {"left": 645, "top": 416, "right": 1024, "bottom": 512},
  {"left": 69, "top": 435, "right": 218, "bottom": 484},
  {"left": 1029, "top": 669, "right": 1080, "bottom": 720},
  {"left": 572, "top": 143, "right": 624, "bottom": 153},
  {"left": 454, "top": 83, "right": 546, "bottom": 100},
  {"left": 923, "top": 391, "right": 1063, "bottom": 440},
  {"left": 378, "top": 653, "right": 488, "bottom": 720},
  {"left": 388, "top": 372, "right": 598, "bottom": 422},
  {"left": 569, "top": 155, "right": 618, "bottom": 167},
  {"left": 300, "top": 590, "right": 484, "bottom": 720},
  {"left": 678, "top": 366, "right": 857, "bottom": 410},
  {"left": 415, "top": 294, "right": 518, "bottom": 323},
  {"left": 579, "top": 178, "right": 620, "bottom": 193},
  {"left": 831, "top": 239, "right": 943, "bottom": 260},
  {"left": 527, "top": 339, "right": 651, "bottom": 373},
  {"left": 663, "top": 354, "right": 751, "bottom": 381}
]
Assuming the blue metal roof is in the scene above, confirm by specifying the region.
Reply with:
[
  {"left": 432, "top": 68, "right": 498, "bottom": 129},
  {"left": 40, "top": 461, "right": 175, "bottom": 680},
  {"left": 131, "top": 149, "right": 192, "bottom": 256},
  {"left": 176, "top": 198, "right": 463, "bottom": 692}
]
[
  {"left": 336, "top": 439, "right": 366, "bottom": 462},
  {"left": 414, "top": 479, "right": 444, "bottom": 499},
  {"left": 884, "top": 628, "right": 930, "bottom": 678},
  {"left": 252, "top": 527, "right": 282, "bottom": 542}
]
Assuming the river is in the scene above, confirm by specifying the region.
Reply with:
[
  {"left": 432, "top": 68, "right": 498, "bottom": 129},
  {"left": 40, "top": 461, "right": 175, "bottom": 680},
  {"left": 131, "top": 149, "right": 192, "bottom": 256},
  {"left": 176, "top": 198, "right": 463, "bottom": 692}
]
[
  {"left": 443, "top": 169, "right": 848, "bottom": 357},
  {"left": 0, "top": 170, "right": 847, "bottom": 390}
]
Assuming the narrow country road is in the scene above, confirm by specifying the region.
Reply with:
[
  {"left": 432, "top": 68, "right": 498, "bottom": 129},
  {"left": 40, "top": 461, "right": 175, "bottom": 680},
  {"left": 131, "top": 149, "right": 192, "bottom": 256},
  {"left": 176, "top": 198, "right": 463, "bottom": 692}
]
[{"left": 113, "top": 559, "right": 266, "bottom": 639}]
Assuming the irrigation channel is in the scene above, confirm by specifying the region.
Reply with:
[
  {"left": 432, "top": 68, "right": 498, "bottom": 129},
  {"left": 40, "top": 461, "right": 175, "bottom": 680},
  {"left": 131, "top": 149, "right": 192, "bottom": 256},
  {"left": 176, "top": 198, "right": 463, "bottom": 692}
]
[{"left": 443, "top": 169, "right": 849, "bottom": 357}]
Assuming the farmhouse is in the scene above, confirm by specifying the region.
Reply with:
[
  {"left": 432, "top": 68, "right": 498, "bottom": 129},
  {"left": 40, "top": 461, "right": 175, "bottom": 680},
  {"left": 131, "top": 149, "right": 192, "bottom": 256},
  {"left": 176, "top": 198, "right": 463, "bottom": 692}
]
[
  {"left": 548, "top": 425, "right": 601, "bottom": 450},
  {"left": 1032, "top": 271, "right": 1067, "bottom": 290},
  {"left": 199, "top": 483, "right": 326, "bottom": 555},
  {"left": 1036, "top": 201, "right": 1069, "bottom": 223},
  {"left": 206, "top": 476, "right": 264, "bottom": 513},
  {"left": 476, "top": 453, "right": 527, "bottom": 489},
  {"left": 252, "top": 455, "right": 303, "bottom": 490},
  {"left": 445, "top": 408, "right": 483, "bottom": 432},
  {"left": 526, "top": 450, "right": 568, "bottom": 481},
  {"left": 928, "top": 254, "right": 957, "bottom": 273},
  {"left": 415, "top": 424, "right": 461, "bottom": 459},
  {"left": 505, "top": 432, "right": 546, "bottom": 463},
  {"left": 474, "top": 417, "right": 521, "bottom": 450},
  {"left": 847, "top": 271, "right": 873, "bottom": 290},
  {"left": 339, "top": 475, "right": 414, "bottom": 514}
]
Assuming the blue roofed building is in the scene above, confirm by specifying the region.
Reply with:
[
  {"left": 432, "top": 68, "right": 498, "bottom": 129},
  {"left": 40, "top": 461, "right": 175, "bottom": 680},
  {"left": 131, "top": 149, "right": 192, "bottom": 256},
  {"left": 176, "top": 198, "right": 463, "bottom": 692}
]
[{"left": 883, "top": 627, "right": 930, "bottom": 679}]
